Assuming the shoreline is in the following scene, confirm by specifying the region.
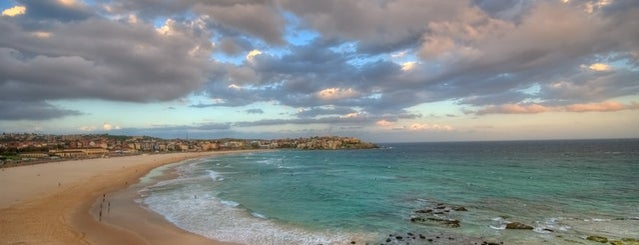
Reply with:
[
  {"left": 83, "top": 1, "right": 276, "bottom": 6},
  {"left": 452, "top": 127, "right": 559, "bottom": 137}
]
[{"left": 0, "top": 151, "right": 255, "bottom": 245}]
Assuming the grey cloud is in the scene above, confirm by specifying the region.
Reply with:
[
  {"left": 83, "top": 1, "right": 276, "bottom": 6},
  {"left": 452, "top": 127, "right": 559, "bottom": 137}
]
[
  {"left": 296, "top": 107, "right": 357, "bottom": 118},
  {"left": 193, "top": 122, "right": 232, "bottom": 130},
  {"left": 124, "top": 122, "right": 231, "bottom": 133},
  {"left": 3, "top": 0, "right": 639, "bottom": 126},
  {"left": 0, "top": 101, "right": 82, "bottom": 120},
  {"left": 458, "top": 91, "right": 530, "bottom": 106},
  {"left": 540, "top": 69, "right": 639, "bottom": 105},
  {"left": 234, "top": 116, "right": 371, "bottom": 128},
  {"left": 411, "top": 0, "right": 639, "bottom": 107},
  {"left": 196, "top": 2, "right": 285, "bottom": 45},
  {"left": 0, "top": 17, "right": 212, "bottom": 103},
  {"left": 218, "top": 37, "right": 251, "bottom": 55},
  {"left": 100, "top": 0, "right": 193, "bottom": 18},
  {"left": 246, "top": 108, "right": 264, "bottom": 114},
  {"left": 472, "top": 0, "right": 532, "bottom": 21},
  {"left": 235, "top": 110, "right": 422, "bottom": 128},
  {"left": 18, "top": 0, "right": 93, "bottom": 22},
  {"left": 199, "top": 0, "right": 639, "bottom": 123},
  {"left": 278, "top": 0, "right": 467, "bottom": 49},
  {"left": 103, "top": 0, "right": 286, "bottom": 44},
  {"left": 118, "top": 122, "right": 233, "bottom": 139}
]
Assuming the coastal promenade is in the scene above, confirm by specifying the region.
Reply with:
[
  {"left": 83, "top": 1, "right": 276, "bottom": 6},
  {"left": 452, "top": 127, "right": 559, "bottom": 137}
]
[{"left": 0, "top": 151, "right": 246, "bottom": 245}]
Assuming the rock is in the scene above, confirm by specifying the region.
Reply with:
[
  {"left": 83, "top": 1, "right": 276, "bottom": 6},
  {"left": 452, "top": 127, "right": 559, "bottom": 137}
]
[
  {"left": 623, "top": 238, "right": 639, "bottom": 245},
  {"left": 411, "top": 217, "right": 426, "bottom": 223},
  {"left": 415, "top": 209, "right": 433, "bottom": 214},
  {"left": 427, "top": 217, "right": 461, "bottom": 228},
  {"left": 505, "top": 222, "right": 534, "bottom": 230},
  {"left": 609, "top": 240, "right": 623, "bottom": 245},
  {"left": 482, "top": 242, "right": 500, "bottom": 245},
  {"left": 396, "top": 236, "right": 403, "bottom": 240},
  {"left": 586, "top": 235, "right": 608, "bottom": 243},
  {"left": 419, "top": 234, "right": 426, "bottom": 239},
  {"left": 453, "top": 206, "right": 468, "bottom": 211}
]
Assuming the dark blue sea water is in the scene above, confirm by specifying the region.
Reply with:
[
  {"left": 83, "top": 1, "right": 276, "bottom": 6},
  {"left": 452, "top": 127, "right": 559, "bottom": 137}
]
[{"left": 139, "top": 139, "right": 639, "bottom": 244}]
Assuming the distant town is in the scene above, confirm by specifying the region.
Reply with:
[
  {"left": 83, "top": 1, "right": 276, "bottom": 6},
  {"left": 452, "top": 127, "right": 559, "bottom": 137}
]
[{"left": 0, "top": 133, "right": 377, "bottom": 166}]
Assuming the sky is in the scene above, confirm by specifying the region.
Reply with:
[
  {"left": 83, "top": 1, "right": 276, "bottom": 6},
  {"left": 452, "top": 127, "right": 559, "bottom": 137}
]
[{"left": 0, "top": 0, "right": 638, "bottom": 142}]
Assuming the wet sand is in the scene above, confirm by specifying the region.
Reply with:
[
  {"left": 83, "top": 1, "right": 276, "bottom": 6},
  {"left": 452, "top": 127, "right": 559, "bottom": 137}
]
[{"left": 0, "top": 152, "right": 251, "bottom": 245}]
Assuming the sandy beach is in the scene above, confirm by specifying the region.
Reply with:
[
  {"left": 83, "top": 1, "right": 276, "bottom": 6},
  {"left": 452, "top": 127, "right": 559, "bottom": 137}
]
[{"left": 0, "top": 152, "right": 248, "bottom": 245}]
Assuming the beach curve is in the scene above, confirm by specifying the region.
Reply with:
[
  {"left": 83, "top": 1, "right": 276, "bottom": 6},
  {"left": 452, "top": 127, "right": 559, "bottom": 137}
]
[{"left": 0, "top": 152, "right": 250, "bottom": 245}]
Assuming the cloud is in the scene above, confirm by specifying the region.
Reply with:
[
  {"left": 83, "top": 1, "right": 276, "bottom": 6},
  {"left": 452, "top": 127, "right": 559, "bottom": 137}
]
[
  {"left": 245, "top": 49, "right": 262, "bottom": 63},
  {"left": 79, "top": 125, "right": 96, "bottom": 131},
  {"left": 195, "top": 2, "right": 286, "bottom": 45},
  {"left": 1, "top": 0, "right": 638, "bottom": 135},
  {"left": 234, "top": 116, "right": 370, "bottom": 128},
  {"left": 127, "top": 122, "right": 231, "bottom": 132},
  {"left": 475, "top": 101, "right": 639, "bottom": 115},
  {"left": 2, "top": 6, "right": 26, "bottom": 17},
  {"left": 0, "top": 101, "right": 82, "bottom": 120},
  {"left": 316, "top": 88, "right": 359, "bottom": 101},
  {"left": 400, "top": 61, "right": 417, "bottom": 71},
  {"left": 219, "top": 37, "right": 251, "bottom": 55},
  {"left": 565, "top": 101, "right": 637, "bottom": 112},
  {"left": 102, "top": 123, "right": 121, "bottom": 131},
  {"left": 376, "top": 119, "right": 394, "bottom": 127},
  {"left": 279, "top": 0, "right": 468, "bottom": 47},
  {"left": 296, "top": 106, "right": 357, "bottom": 118},
  {"left": 584, "top": 63, "right": 612, "bottom": 72},
  {"left": 476, "top": 103, "right": 553, "bottom": 115},
  {"left": 408, "top": 123, "right": 454, "bottom": 131},
  {"left": 245, "top": 108, "right": 264, "bottom": 114},
  {"left": 0, "top": 14, "right": 213, "bottom": 103},
  {"left": 18, "top": 0, "right": 93, "bottom": 21}
]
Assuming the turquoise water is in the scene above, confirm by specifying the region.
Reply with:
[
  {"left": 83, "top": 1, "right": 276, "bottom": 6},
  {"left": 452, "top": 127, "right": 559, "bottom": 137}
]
[{"left": 140, "top": 139, "right": 639, "bottom": 244}]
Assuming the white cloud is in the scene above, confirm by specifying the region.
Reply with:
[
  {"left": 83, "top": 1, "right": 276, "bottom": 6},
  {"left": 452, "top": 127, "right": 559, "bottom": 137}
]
[
  {"left": 376, "top": 119, "right": 394, "bottom": 127},
  {"left": 31, "top": 32, "right": 53, "bottom": 39},
  {"left": 58, "top": 0, "right": 80, "bottom": 7},
  {"left": 156, "top": 19, "right": 176, "bottom": 35},
  {"left": 401, "top": 61, "right": 417, "bottom": 71},
  {"left": 409, "top": 123, "right": 454, "bottom": 131},
  {"left": 79, "top": 126, "right": 96, "bottom": 131},
  {"left": 340, "top": 112, "right": 362, "bottom": 118},
  {"left": 475, "top": 101, "right": 639, "bottom": 115},
  {"left": 103, "top": 123, "right": 121, "bottom": 131},
  {"left": 585, "top": 63, "right": 612, "bottom": 72},
  {"left": 317, "top": 87, "right": 359, "bottom": 100},
  {"left": 2, "top": 5, "right": 26, "bottom": 17},
  {"left": 127, "top": 14, "right": 139, "bottom": 24},
  {"left": 391, "top": 50, "right": 407, "bottom": 59},
  {"left": 246, "top": 49, "right": 262, "bottom": 63}
]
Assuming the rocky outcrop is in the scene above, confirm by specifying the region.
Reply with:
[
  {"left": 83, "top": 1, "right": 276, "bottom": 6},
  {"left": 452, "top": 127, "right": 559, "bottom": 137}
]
[
  {"left": 623, "top": 238, "right": 639, "bottom": 245},
  {"left": 411, "top": 203, "right": 467, "bottom": 228},
  {"left": 379, "top": 232, "right": 503, "bottom": 245},
  {"left": 290, "top": 136, "right": 378, "bottom": 150},
  {"left": 586, "top": 235, "right": 608, "bottom": 243},
  {"left": 505, "top": 222, "right": 534, "bottom": 230},
  {"left": 411, "top": 217, "right": 461, "bottom": 228}
]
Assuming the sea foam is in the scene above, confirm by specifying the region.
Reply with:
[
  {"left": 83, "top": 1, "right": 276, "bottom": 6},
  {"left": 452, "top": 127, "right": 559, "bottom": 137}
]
[{"left": 141, "top": 164, "right": 371, "bottom": 245}]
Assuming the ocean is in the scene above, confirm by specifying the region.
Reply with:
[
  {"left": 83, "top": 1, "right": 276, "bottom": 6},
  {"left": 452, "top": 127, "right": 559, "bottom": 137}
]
[{"left": 137, "top": 139, "right": 639, "bottom": 244}]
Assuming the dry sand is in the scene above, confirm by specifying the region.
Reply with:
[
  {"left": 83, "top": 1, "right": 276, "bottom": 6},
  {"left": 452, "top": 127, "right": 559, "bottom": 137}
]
[{"left": 0, "top": 152, "right": 249, "bottom": 245}]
